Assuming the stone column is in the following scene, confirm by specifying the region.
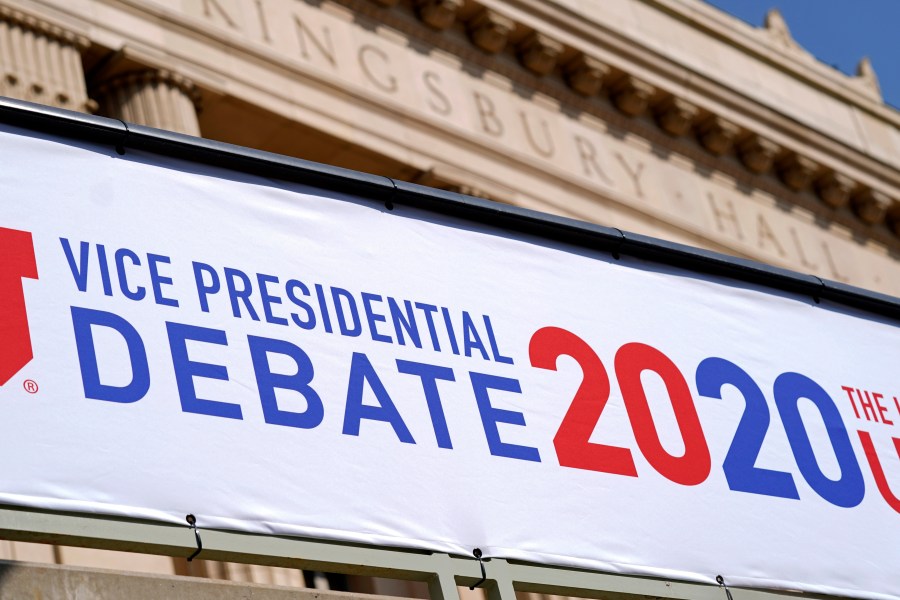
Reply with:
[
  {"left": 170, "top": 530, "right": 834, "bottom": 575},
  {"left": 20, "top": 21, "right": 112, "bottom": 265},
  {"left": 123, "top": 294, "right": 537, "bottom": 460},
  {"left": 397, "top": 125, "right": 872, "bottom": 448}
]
[
  {"left": 0, "top": 6, "right": 92, "bottom": 112},
  {"left": 94, "top": 70, "right": 201, "bottom": 136}
]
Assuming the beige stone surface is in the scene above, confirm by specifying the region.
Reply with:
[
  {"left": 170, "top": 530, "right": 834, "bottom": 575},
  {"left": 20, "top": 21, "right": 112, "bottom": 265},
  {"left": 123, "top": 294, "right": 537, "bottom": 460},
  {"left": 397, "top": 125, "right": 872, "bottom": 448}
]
[
  {"left": 0, "top": 560, "right": 386, "bottom": 599},
  {"left": 0, "top": 0, "right": 896, "bottom": 594}
]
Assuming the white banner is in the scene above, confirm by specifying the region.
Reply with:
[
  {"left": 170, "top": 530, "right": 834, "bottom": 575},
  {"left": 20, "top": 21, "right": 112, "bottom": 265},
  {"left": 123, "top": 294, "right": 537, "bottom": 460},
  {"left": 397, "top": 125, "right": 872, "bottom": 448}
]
[{"left": 1, "top": 123, "right": 899, "bottom": 600}]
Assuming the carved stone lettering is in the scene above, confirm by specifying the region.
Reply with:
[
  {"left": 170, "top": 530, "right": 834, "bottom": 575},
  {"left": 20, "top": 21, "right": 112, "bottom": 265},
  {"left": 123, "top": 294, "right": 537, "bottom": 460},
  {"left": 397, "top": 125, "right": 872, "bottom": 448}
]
[
  {"left": 359, "top": 45, "right": 397, "bottom": 93},
  {"left": 254, "top": 0, "right": 271, "bottom": 42},
  {"left": 165, "top": 0, "right": 894, "bottom": 292},
  {"left": 295, "top": 17, "right": 335, "bottom": 67},
  {"left": 472, "top": 91, "right": 503, "bottom": 137},
  {"left": 573, "top": 136, "right": 614, "bottom": 185},
  {"left": 706, "top": 193, "right": 743, "bottom": 241},
  {"left": 202, "top": 0, "right": 238, "bottom": 29},
  {"left": 423, "top": 71, "right": 452, "bottom": 115},
  {"left": 821, "top": 241, "right": 849, "bottom": 282},
  {"left": 519, "top": 111, "right": 554, "bottom": 157},
  {"left": 756, "top": 214, "right": 786, "bottom": 257},
  {"left": 615, "top": 152, "right": 645, "bottom": 199},
  {"left": 788, "top": 227, "right": 819, "bottom": 270}
]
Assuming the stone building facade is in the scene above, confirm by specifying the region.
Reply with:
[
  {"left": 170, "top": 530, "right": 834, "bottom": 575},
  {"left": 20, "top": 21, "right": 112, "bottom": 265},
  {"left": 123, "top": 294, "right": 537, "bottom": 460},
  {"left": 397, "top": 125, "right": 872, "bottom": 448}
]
[{"left": 0, "top": 0, "right": 898, "bottom": 596}]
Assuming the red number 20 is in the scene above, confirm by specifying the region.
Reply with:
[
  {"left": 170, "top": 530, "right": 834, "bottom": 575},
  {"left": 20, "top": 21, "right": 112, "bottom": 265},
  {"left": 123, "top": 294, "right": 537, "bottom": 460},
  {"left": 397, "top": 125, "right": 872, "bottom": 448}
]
[{"left": 529, "top": 327, "right": 710, "bottom": 486}]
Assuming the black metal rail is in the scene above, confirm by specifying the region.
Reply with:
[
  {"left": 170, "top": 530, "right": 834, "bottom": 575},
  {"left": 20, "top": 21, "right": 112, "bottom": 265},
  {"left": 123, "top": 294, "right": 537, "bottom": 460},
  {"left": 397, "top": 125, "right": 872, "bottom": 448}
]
[{"left": 2, "top": 96, "right": 898, "bottom": 321}]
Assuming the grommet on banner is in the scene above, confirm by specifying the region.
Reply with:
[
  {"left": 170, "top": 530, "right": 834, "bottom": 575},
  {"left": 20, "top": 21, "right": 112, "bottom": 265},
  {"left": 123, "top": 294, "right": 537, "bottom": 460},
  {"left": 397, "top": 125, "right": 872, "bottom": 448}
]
[
  {"left": 716, "top": 575, "right": 734, "bottom": 600},
  {"left": 186, "top": 514, "right": 203, "bottom": 562},
  {"left": 469, "top": 548, "right": 486, "bottom": 590}
]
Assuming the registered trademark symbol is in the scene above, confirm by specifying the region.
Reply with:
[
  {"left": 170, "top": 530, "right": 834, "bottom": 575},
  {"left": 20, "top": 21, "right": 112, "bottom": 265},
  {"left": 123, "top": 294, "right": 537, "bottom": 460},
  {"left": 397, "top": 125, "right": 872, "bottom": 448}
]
[{"left": 23, "top": 380, "right": 38, "bottom": 394}]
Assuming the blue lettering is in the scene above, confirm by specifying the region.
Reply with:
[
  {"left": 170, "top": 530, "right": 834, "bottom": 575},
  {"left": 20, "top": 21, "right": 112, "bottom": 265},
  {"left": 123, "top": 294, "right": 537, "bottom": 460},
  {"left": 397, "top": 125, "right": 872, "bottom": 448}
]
[
  {"left": 286, "top": 279, "right": 317, "bottom": 330},
  {"left": 362, "top": 292, "right": 392, "bottom": 343},
  {"left": 343, "top": 353, "right": 414, "bottom": 443},
  {"left": 96, "top": 244, "right": 113, "bottom": 296},
  {"left": 192, "top": 261, "right": 220, "bottom": 313},
  {"left": 441, "top": 307, "right": 460, "bottom": 355},
  {"left": 471, "top": 372, "right": 540, "bottom": 462},
  {"left": 71, "top": 307, "right": 149, "bottom": 403},
  {"left": 332, "top": 287, "right": 361, "bottom": 337},
  {"left": 167, "top": 322, "right": 242, "bottom": 419},
  {"left": 461, "top": 311, "right": 489, "bottom": 360},
  {"left": 147, "top": 253, "right": 178, "bottom": 307},
  {"left": 397, "top": 360, "right": 454, "bottom": 449},
  {"left": 114, "top": 248, "right": 146, "bottom": 301},
  {"left": 224, "top": 267, "right": 259, "bottom": 320},
  {"left": 60, "top": 238, "right": 90, "bottom": 292},
  {"left": 415, "top": 303, "right": 441, "bottom": 351},
  {"left": 257, "top": 273, "right": 288, "bottom": 326},
  {"left": 249, "top": 335, "right": 323, "bottom": 429},
  {"left": 484, "top": 315, "right": 513, "bottom": 365},
  {"left": 314, "top": 284, "right": 333, "bottom": 334},
  {"left": 388, "top": 298, "right": 421, "bottom": 348}
]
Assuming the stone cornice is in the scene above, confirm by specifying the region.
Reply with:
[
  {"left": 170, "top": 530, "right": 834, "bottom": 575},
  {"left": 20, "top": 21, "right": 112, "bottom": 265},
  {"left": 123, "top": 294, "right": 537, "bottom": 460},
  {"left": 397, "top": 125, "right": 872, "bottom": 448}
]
[
  {"left": 643, "top": 0, "right": 896, "bottom": 122},
  {"left": 354, "top": 0, "right": 900, "bottom": 245}
]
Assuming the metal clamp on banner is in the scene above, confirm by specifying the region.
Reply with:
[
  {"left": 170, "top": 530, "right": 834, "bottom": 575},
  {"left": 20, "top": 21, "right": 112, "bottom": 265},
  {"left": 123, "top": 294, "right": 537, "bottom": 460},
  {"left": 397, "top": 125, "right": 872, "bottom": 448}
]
[
  {"left": 469, "top": 548, "right": 486, "bottom": 590},
  {"left": 716, "top": 575, "right": 734, "bottom": 600},
  {"left": 186, "top": 514, "right": 203, "bottom": 562}
]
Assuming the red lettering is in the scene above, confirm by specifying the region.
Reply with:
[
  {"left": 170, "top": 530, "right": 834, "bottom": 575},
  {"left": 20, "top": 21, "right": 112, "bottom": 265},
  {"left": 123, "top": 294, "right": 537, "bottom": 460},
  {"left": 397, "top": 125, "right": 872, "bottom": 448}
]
[
  {"left": 842, "top": 385, "right": 861, "bottom": 419},
  {"left": 529, "top": 327, "right": 637, "bottom": 476},
  {"left": 614, "top": 343, "right": 711, "bottom": 486},
  {"left": 0, "top": 227, "right": 39, "bottom": 385},
  {"left": 858, "top": 431, "right": 900, "bottom": 513}
]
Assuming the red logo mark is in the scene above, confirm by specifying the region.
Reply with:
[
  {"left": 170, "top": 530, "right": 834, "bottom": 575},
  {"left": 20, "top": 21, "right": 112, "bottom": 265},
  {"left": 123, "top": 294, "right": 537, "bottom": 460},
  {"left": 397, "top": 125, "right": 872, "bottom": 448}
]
[
  {"left": 23, "top": 379, "right": 38, "bottom": 394},
  {"left": 0, "top": 227, "right": 39, "bottom": 386}
]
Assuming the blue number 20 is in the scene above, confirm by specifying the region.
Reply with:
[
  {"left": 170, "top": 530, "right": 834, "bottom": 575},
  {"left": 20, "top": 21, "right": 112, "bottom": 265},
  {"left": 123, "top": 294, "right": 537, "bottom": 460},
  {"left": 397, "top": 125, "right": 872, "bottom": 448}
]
[
  {"left": 774, "top": 372, "right": 865, "bottom": 508},
  {"left": 696, "top": 357, "right": 799, "bottom": 499}
]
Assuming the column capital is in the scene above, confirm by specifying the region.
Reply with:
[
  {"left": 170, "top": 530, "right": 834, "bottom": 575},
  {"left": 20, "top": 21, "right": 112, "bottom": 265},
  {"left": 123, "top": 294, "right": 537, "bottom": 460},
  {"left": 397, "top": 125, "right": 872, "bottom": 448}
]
[{"left": 93, "top": 68, "right": 201, "bottom": 136}]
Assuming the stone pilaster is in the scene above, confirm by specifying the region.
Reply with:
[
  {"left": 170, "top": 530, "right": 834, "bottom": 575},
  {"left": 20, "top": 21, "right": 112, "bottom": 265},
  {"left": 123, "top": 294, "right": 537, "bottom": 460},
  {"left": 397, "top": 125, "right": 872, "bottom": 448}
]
[
  {"left": 93, "top": 70, "right": 201, "bottom": 136},
  {"left": 0, "top": 6, "right": 92, "bottom": 112}
]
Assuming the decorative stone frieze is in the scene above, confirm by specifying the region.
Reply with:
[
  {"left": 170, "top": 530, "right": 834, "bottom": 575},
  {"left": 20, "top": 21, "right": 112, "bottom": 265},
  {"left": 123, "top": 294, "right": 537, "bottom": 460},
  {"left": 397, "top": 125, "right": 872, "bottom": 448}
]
[
  {"left": 852, "top": 189, "right": 890, "bottom": 226},
  {"left": 93, "top": 70, "right": 202, "bottom": 136},
  {"left": 737, "top": 135, "right": 780, "bottom": 174},
  {"left": 517, "top": 31, "right": 563, "bottom": 76},
  {"left": 564, "top": 54, "right": 609, "bottom": 97},
  {"left": 776, "top": 154, "right": 818, "bottom": 191},
  {"left": 887, "top": 204, "right": 900, "bottom": 237},
  {"left": 0, "top": 7, "right": 92, "bottom": 112},
  {"left": 352, "top": 0, "right": 896, "bottom": 239},
  {"left": 415, "top": 0, "right": 462, "bottom": 31},
  {"left": 609, "top": 74, "right": 654, "bottom": 117},
  {"left": 654, "top": 96, "right": 699, "bottom": 137},
  {"left": 466, "top": 9, "right": 514, "bottom": 54},
  {"left": 815, "top": 171, "right": 855, "bottom": 209},
  {"left": 696, "top": 116, "right": 739, "bottom": 156}
]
